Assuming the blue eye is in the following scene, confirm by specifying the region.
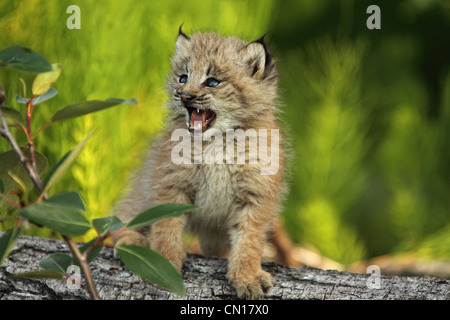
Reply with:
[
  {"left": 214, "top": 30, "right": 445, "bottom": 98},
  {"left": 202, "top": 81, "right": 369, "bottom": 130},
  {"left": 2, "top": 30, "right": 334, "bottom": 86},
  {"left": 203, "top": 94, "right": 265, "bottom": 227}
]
[
  {"left": 205, "top": 78, "right": 220, "bottom": 87},
  {"left": 179, "top": 75, "right": 188, "bottom": 84}
]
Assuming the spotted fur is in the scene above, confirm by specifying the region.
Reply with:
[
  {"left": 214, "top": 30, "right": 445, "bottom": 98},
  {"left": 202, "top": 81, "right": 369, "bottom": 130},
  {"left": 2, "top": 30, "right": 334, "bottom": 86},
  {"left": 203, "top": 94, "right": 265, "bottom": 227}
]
[{"left": 113, "top": 29, "right": 286, "bottom": 299}]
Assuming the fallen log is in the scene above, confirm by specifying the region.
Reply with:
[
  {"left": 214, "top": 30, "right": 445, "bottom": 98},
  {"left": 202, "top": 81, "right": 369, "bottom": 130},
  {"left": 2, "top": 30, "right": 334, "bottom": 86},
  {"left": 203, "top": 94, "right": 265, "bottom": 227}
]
[{"left": 0, "top": 235, "right": 448, "bottom": 300}]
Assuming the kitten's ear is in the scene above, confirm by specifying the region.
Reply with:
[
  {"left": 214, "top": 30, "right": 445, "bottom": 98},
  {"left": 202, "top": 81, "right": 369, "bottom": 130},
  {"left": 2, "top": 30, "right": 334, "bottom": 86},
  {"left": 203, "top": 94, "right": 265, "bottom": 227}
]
[
  {"left": 176, "top": 25, "right": 190, "bottom": 53},
  {"left": 239, "top": 36, "right": 269, "bottom": 79}
]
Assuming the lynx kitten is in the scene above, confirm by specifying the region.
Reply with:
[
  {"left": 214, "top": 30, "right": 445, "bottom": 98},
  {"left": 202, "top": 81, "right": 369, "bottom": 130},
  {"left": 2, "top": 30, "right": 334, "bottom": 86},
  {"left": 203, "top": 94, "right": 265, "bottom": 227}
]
[{"left": 113, "top": 28, "right": 287, "bottom": 299}]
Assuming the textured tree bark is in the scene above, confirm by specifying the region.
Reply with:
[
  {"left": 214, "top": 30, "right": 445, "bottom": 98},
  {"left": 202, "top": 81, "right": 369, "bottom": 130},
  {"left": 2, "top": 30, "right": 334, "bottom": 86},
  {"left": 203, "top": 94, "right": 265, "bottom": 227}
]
[{"left": 0, "top": 235, "right": 448, "bottom": 300}]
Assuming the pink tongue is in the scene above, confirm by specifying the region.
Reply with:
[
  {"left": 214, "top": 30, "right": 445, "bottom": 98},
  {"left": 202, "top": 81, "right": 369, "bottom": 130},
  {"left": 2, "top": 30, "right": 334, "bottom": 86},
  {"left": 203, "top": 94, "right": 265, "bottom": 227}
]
[{"left": 191, "top": 109, "right": 206, "bottom": 131}]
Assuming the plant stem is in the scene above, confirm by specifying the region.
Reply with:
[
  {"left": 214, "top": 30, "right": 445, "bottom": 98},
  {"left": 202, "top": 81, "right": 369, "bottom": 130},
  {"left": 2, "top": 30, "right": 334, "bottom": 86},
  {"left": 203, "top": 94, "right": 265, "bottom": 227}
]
[
  {"left": 0, "top": 105, "right": 101, "bottom": 300},
  {"left": 32, "top": 121, "right": 54, "bottom": 139},
  {"left": 0, "top": 107, "right": 42, "bottom": 192},
  {"left": 25, "top": 96, "right": 39, "bottom": 178},
  {"left": 64, "top": 236, "right": 100, "bottom": 300}
]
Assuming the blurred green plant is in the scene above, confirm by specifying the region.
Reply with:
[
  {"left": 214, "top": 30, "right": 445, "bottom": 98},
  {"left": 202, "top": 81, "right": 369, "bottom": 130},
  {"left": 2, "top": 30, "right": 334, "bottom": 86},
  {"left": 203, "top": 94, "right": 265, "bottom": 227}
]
[
  {"left": 0, "top": 45, "right": 195, "bottom": 299},
  {"left": 281, "top": 40, "right": 369, "bottom": 264},
  {"left": 1, "top": 0, "right": 448, "bottom": 270},
  {"left": 277, "top": 1, "right": 449, "bottom": 266}
]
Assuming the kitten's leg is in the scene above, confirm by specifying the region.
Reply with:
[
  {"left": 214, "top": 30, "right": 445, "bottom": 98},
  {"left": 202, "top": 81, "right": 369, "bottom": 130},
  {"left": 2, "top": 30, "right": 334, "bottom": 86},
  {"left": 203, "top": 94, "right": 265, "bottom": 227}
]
[
  {"left": 150, "top": 193, "right": 190, "bottom": 272},
  {"left": 227, "top": 204, "right": 276, "bottom": 300}
]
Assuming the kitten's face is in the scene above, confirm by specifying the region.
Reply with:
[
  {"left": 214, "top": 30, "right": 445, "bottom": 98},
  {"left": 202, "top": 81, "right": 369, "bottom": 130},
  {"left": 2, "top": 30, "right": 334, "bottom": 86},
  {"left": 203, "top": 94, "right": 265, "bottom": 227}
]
[{"left": 168, "top": 31, "right": 277, "bottom": 134}]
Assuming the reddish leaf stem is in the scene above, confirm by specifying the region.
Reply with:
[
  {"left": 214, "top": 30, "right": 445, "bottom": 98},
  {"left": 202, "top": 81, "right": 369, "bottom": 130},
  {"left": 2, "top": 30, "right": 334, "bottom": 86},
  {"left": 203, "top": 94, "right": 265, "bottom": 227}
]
[{"left": 0, "top": 194, "right": 21, "bottom": 210}]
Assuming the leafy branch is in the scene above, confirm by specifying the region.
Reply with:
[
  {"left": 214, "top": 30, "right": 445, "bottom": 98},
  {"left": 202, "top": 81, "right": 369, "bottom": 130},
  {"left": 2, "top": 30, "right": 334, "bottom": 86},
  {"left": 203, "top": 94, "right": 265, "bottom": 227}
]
[{"left": 0, "top": 46, "right": 195, "bottom": 299}]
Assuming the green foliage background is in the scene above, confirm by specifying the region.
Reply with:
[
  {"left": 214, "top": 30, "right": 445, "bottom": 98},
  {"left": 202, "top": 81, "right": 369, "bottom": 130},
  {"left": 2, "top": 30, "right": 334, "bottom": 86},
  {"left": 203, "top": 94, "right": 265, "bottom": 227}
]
[{"left": 0, "top": 0, "right": 449, "bottom": 266}]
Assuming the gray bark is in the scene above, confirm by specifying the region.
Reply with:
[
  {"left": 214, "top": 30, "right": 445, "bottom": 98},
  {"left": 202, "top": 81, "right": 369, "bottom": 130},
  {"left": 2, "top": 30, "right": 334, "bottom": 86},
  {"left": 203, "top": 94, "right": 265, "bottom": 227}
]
[{"left": 0, "top": 235, "right": 449, "bottom": 300}]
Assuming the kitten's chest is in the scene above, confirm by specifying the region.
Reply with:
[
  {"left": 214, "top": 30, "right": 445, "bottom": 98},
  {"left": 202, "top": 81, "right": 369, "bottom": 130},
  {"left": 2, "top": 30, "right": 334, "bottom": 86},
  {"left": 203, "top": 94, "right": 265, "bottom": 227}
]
[{"left": 186, "top": 164, "right": 237, "bottom": 232}]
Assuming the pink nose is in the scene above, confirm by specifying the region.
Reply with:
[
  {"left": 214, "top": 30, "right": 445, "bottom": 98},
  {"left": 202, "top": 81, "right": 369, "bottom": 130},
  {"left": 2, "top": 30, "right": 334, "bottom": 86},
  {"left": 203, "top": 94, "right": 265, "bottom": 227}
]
[{"left": 181, "top": 93, "right": 193, "bottom": 104}]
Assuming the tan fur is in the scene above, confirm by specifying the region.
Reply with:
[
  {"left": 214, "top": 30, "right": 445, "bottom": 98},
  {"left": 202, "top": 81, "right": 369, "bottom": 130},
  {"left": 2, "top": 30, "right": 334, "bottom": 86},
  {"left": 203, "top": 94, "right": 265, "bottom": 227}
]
[{"left": 113, "top": 31, "right": 286, "bottom": 299}]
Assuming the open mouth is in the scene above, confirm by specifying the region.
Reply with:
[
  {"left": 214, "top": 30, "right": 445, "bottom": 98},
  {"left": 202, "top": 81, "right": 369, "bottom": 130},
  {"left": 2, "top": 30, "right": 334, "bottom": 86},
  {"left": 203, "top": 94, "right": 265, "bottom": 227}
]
[{"left": 185, "top": 106, "right": 216, "bottom": 133}]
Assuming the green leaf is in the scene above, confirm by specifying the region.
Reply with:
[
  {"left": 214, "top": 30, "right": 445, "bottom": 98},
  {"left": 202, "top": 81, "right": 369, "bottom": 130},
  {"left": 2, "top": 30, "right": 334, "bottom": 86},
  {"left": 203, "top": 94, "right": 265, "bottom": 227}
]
[
  {"left": 33, "top": 88, "right": 58, "bottom": 105},
  {"left": 110, "top": 221, "right": 127, "bottom": 234},
  {"left": 0, "top": 105, "right": 25, "bottom": 128},
  {"left": 0, "top": 149, "right": 47, "bottom": 211},
  {"left": 32, "top": 63, "right": 62, "bottom": 95},
  {"left": 14, "top": 96, "right": 26, "bottom": 104},
  {"left": 127, "top": 203, "right": 198, "bottom": 229},
  {"left": 7, "top": 270, "right": 64, "bottom": 281},
  {"left": 0, "top": 46, "right": 53, "bottom": 74},
  {"left": 0, "top": 179, "right": 4, "bottom": 193},
  {"left": 0, "top": 149, "right": 47, "bottom": 189},
  {"left": 42, "top": 129, "right": 95, "bottom": 194},
  {"left": 51, "top": 98, "right": 137, "bottom": 122},
  {"left": 39, "top": 253, "right": 72, "bottom": 274},
  {"left": 16, "top": 88, "right": 58, "bottom": 105},
  {"left": 0, "top": 228, "right": 21, "bottom": 266},
  {"left": 92, "top": 216, "right": 122, "bottom": 237},
  {"left": 76, "top": 239, "right": 103, "bottom": 265},
  {"left": 116, "top": 245, "right": 185, "bottom": 296},
  {"left": 7, "top": 170, "right": 28, "bottom": 195},
  {"left": 45, "top": 191, "right": 85, "bottom": 211},
  {"left": 17, "top": 192, "right": 91, "bottom": 236},
  {"left": 41, "top": 150, "right": 70, "bottom": 190}
]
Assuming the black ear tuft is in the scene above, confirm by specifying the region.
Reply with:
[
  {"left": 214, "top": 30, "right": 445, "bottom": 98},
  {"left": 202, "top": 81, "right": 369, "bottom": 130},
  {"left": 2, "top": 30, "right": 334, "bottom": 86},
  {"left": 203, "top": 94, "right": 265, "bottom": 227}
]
[
  {"left": 239, "top": 32, "right": 275, "bottom": 80},
  {"left": 178, "top": 24, "right": 190, "bottom": 40},
  {"left": 176, "top": 24, "right": 191, "bottom": 53},
  {"left": 252, "top": 33, "right": 271, "bottom": 71},
  {"left": 254, "top": 33, "right": 268, "bottom": 45}
]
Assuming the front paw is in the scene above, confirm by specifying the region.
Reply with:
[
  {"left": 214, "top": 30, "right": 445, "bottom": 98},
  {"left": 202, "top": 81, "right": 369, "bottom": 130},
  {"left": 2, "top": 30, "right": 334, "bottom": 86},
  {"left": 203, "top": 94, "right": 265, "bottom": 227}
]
[{"left": 227, "top": 269, "right": 275, "bottom": 300}]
